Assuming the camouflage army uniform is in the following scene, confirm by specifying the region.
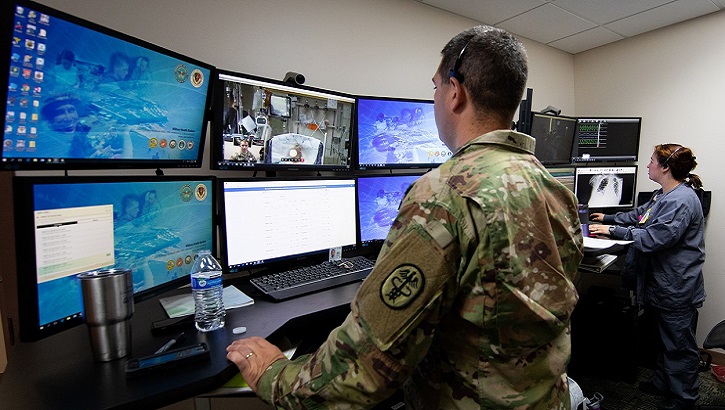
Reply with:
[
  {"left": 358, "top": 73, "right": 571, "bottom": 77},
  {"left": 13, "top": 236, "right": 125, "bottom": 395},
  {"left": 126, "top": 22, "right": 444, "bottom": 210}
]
[{"left": 256, "top": 129, "right": 583, "bottom": 409}]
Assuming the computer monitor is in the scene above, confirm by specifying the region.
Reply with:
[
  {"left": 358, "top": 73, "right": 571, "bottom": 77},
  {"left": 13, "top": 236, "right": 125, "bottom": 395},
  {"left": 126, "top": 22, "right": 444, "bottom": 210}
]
[
  {"left": 1, "top": 1, "right": 214, "bottom": 171},
  {"left": 13, "top": 175, "right": 215, "bottom": 341},
  {"left": 355, "top": 95, "right": 451, "bottom": 170},
  {"left": 516, "top": 87, "right": 533, "bottom": 134},
  {"left": 546, "top": 166, "right": 576, "bottom": 193},
  {"left": 574, "top": 166, "right": 637, "bottom": 210},
  {"left": 572, "top": 117, "right": 642, "bottom": 163},
  {"left": 211, "top": 70, "right": 355, "bottom": 172},
  {"left": 219, "top": 177, "right": 357, "bottom": 274},
  {"left": 530, "top": 112, "right": 577, "bottom": 165},
  {"left": 356, "top": 173, "right": 422, "bottom": 247}
]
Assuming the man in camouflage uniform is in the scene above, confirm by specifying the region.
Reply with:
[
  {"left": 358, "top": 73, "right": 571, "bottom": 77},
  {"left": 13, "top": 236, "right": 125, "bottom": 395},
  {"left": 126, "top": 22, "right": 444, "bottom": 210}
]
[{"left": 227, "top": 25, "right": 584, "bottom": 409}]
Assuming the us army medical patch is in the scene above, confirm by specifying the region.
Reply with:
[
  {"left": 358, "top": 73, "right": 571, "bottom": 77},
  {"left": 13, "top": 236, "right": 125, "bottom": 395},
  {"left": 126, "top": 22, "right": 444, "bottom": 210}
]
[{"left": 380, "top": 264, "right": 425, "bottom": 309}]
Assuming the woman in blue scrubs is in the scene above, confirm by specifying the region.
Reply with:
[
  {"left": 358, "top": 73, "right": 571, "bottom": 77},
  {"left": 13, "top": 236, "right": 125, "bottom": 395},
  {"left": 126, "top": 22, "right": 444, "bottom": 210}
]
[{"left": 589, "top": 144, "right": 705, "bottom": 410}]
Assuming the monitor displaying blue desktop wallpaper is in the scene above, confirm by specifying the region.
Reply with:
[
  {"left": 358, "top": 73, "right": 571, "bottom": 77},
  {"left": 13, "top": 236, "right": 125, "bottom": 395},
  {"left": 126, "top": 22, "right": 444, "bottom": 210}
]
[
  {"left": 2, "top": 1, "right": 214, "bottom": 170},
  {"left": 14, "top": 176, "right": 214, "bottom": 341},
  {"left": 357, "top": 173, "right": 422, "bottom": 244},
  {"left": 356, "top": 96, "right": 451, "bottom": 169}
]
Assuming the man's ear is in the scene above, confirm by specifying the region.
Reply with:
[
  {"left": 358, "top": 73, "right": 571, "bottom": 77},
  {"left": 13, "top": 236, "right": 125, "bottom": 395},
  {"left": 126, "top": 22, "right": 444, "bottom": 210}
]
[{"left": 448, "top": 76, "right": 466, "bottom": 113}]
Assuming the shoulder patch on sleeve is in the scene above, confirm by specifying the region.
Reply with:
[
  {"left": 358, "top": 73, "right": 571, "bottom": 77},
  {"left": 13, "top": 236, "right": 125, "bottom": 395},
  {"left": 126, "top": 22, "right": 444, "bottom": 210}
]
[
  {"left": 355, "top": 230, "right": 458, "bottom": 350},
  {"left": 380, "top": 264, "right": 425, "bottom": 309}
]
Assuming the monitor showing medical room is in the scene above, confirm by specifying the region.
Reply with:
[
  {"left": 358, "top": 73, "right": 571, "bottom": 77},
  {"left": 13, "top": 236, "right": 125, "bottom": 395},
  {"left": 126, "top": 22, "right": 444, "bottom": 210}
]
[
  {"left": 574, "top": 166, "right": 637, "bottom": 210},
  {"left": 572, "top": 117, "right": 642, "bottom": 163},
  {"left": 211, "top": 70, "right": 355, "bottom": 172},
  {"left": 219, "top": 177, "right": 357, "bottom": 274},
  {"left": 529, "top": 112, "right": 577, "bottom": 165},
  {"left": 355, "top": 96, "right": 451, "bottom": 170},
  {"left": 356, "top": 173, "right": 422, "bottom": 246},
  {"left": 13, "top": 176, "right": 215, "bottom": 342},
  {"left": 1, "top": 1, "right": 214, "bottom": 170}
]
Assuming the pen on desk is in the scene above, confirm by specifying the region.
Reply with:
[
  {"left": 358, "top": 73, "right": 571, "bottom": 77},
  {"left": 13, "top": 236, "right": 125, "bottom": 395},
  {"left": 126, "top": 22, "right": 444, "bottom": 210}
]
[{"left": 155, "top": 332, "right": 185, "bottom": 354}]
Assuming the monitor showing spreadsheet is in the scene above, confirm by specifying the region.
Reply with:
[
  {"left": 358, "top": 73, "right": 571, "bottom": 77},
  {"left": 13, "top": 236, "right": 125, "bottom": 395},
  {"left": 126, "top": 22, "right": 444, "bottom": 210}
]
[{"left": 219, "top": 177, "right": 357, "bottom": 273}]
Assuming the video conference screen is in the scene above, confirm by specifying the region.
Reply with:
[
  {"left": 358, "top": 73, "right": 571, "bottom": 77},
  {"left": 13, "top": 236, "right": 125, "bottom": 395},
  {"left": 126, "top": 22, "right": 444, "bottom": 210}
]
[
  {"left": 356, "top": 173, "right": 422, "bottom": 245},
  {"left": 14, "top": 176, "right": 215, "bottom": 341},
  {"left": 2, "top": 1, "right": 214, "bottom": 170},
  {"left": 212, "top": 70, "right": 355, "bottom": 171},
  {"left": 356, "top": 96, "right": 451, "bottom": 170},
  {"left": 574, "top": 166, "right": 637, "bottom": 209},
  {"left": 219, "top": 178, "right": 357, "bottom": 273}
]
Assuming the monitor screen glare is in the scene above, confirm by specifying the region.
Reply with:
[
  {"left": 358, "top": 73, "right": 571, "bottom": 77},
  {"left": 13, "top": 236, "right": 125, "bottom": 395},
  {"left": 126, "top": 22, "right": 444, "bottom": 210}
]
[
  {"left": 2, "top": 1, "right": 213, "bottom": 170},
  {"left": 221, "top": 178, "right": 357, "bottom": 272},
  {"left": 356, "top": 97, "right": 451, "bottom": 169}
]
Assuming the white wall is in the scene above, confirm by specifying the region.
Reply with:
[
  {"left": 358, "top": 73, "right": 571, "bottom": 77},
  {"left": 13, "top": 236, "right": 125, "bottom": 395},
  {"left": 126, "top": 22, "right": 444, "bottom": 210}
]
[
  {"left": 34, "top": 0, "right": 575, "bottom": 115},
  {"left": 574, "top": 10, "right": 725, "bottom": 343}
]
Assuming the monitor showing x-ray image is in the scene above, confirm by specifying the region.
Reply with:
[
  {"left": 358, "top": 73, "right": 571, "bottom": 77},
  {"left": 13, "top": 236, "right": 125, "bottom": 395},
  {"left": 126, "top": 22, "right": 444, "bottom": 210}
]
[{"left": 574, "top": 166, "right": 637, "bottom": 210}]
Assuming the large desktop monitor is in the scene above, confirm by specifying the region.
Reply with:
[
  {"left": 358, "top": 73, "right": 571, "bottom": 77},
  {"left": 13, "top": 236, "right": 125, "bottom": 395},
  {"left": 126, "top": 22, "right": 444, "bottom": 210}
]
[
  {"left": 574, "top": 166, "right": 637, "bottom": 210},
  {"left": 356, "top": 173, "right": 422, "bottom": 247},
  {"left": 572, "top": 117, "right": 641, "bottom": 163},
  {"left": 211, "top": 70, "right": 355, "bottom": 172},
  {"left": 219, "top": 177, "right": 357, "bottom": 274},
  {"left": 530, "top": 112, "right": 577, "bottom": 165},
  {"left": 13, "top": 176, "right": 215, "bottom": 341},
  {"left": 1, "top": 1, "right": 214, "bottom": 170},
  {"left": 355, "top": 96, "right": 451, "bottom": 170}
]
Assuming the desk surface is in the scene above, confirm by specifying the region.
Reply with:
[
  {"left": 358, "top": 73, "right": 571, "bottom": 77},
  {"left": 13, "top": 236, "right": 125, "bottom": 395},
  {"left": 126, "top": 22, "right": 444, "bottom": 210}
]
[{"left": 0, "top": 279, "right": 361, "bottom": 410}]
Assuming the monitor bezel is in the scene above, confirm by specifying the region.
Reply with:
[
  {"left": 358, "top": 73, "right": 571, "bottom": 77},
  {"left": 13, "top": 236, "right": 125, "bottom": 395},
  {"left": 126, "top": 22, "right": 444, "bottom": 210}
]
[
  {"left": 572, "top": 116, "right": 642, "bottom": 163},
  {"left": 210, "top": 69, "right": 356, "bottom": 173},
  {"left": 573, "top": 165, "right": 638, "bottom": 211},
  {"left": 529, "top": 112, "right": 578, "bottom": 165},
  {"left": 217, "top": 176, "right": 358, "bottom": 276},
  {"left": 353, "top": 94, "right": 449, "bottom": 171},
  {"left": 1, "top": 0, "right": 216, "bottom": 171},
  {"left": 13, "top": 174, "right": 217, "bottom": 342}
]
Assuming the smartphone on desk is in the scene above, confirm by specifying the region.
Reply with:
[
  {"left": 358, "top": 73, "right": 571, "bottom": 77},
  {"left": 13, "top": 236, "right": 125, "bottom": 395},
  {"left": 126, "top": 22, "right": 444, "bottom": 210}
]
[
  {"left": 125, "top": 343, "right": 210, "bottom": 378},
  {"left": 150, "top": 315, "right": 194, "bottom": 335}
]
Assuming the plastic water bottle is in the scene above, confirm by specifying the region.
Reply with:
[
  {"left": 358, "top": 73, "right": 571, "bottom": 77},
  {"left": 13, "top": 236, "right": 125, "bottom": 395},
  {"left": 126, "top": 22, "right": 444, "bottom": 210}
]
[{"left": 190, "top": 250, "right": 225, "bottom": 332}]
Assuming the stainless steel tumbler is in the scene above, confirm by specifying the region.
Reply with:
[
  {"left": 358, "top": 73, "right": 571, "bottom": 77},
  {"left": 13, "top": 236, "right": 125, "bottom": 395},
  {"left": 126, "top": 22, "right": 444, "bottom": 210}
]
[{"left": 78, "top": 269, "right": 134, "bottom": 361}]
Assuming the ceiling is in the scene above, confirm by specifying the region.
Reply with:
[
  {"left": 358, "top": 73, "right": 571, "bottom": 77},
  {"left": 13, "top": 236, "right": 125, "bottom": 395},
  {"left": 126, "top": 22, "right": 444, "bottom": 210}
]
[{"left": 417, "top": 0, "right": 725, "bottom": 54}]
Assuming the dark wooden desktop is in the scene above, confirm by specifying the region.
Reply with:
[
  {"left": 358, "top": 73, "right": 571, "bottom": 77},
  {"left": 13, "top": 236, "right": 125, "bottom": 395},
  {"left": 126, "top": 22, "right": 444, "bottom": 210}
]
[{"left": 0, "top": 279, "right": 362, "bottom": 409}]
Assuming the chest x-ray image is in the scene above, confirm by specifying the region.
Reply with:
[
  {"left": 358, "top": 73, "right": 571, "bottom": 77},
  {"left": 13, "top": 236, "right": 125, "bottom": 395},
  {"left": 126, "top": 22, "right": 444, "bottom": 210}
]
[{"left": 588, "top": 173, "right": 623, "bottom": 207}]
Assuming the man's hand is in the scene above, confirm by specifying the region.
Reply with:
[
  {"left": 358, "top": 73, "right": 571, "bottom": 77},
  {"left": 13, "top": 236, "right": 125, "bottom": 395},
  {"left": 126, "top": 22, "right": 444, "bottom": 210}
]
[{"left": 226, "top": 336, "right": 286, "bottom": 392}]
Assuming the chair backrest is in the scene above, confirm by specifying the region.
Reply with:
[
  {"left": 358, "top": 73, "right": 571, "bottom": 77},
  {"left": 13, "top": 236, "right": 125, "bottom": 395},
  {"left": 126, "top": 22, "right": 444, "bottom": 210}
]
[
  {"left": 703, "top": 319, "right": 725, "bottom": 349},
  {"left": 636, "top": 189, "right": 711, "bottom": 217}
]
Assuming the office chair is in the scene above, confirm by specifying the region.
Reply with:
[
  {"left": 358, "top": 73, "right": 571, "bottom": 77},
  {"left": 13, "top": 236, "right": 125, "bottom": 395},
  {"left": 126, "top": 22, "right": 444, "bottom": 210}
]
[{"left": 699, "top": 319, "right": 725, "bottom": 410}]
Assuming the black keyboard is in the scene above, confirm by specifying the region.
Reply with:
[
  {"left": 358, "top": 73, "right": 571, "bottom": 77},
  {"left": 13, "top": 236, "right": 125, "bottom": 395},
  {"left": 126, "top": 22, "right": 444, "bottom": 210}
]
[{"left": 250, "top": 256, "right": 375, "bottom": 301}]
